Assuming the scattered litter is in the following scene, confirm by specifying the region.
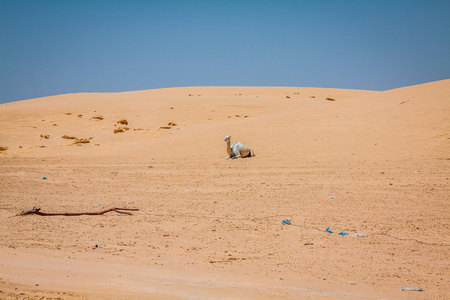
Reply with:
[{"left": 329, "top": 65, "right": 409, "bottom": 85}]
[
  {"left": 346, "top": 281, "right": 356, "bottom": 285},
  {"left": 282, "top": 220, "right": 291, "bottom": 225},
  {"left": 326, "top": 227, "right": 333, "bottom": 234},
  {"left": 338, "top": 232, "right": 349, "bottom": 236},
  {"left": 170, "top": 107, "right": 174, "bottom": 109},
  {"left": 8, "top": 245, "right": 15, "bottom": 249},
  {"left": 402, "top": 286, "right": 424, "bottom": 292},
  {"left": 328, "top": 196, "right": 334, "bottom": 199},
  {"left": 42, "top": 177, "right": 47, "bottom": 180},
  {"left": 354, "top": 233, "right": 368, "bottom": 237},
  {"left": 148, "top": 165, "right": 153, "bottom": 168}
]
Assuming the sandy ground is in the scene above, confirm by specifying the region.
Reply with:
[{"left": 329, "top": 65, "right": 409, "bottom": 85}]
[{"left": 0, "top": 80, "right": 449, "bottom": 299}]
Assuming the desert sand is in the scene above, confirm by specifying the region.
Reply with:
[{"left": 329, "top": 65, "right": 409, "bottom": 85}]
[{"left": 0, "top": 80, "right": 449, "bottom": 299}]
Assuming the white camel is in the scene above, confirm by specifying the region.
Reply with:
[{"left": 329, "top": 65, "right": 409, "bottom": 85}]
[{"left": 224, "top": 135, "right": 255, "bottom": 159}]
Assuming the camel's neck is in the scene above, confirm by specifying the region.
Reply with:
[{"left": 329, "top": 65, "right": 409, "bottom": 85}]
[{"left": 226, "top": 140, "right": 232, "bottom": 156}]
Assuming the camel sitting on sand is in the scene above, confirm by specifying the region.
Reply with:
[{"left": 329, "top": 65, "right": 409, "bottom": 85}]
[{"left": 224, "top": 136, "right": 255, "bottom": 159}]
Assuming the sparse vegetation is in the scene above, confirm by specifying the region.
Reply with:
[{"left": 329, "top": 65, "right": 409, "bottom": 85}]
[
  {"left": 73, "top": 138, "right": 90, "bottom": 144},
  {"left": 114, "top": 128, "right": 124, "bottom": 134}
]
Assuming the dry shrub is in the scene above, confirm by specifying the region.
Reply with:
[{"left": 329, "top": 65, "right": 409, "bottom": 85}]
[
  {"left": 117, "top": 119, "right": 128, "bottom": 125},
  {"left": 91, "top": 116, "right": 104, "bottom": 120},
  {"left": 73, "top": 138, "right": 90, "bottom": 144},
  {"left": 62, "top": 135, "right": 77, "bottom": 139},
  {"left": 114, "top": 127, "right": 131, "bottom": 134},
  {"left": 40, "top": 134, "right": 50, "bottom": 139},
  {"left": 326, "top": 97, "right": 335, "bottom": 101},
  {"left": 114, "top": 128, "right": 124, "bottom": 134}
]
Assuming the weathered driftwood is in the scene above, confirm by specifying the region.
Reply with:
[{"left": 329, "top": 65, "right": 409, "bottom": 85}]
[{"left": 18, "top": 207, "right": 139, "bottom": 216}]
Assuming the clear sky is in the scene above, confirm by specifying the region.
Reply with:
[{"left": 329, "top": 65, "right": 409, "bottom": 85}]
[{"left": 1, "top": 0, "right": 449, "bottom": 103}]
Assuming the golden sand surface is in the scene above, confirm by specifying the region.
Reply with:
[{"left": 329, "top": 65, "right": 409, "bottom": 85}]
[{"left": 0, "top": 80, "right": 449, "bottom": 299}]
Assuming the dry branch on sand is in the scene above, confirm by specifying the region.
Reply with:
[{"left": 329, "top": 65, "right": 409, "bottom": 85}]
[{"left": 18, "top": 207, "right": 139, "bottom": 216}]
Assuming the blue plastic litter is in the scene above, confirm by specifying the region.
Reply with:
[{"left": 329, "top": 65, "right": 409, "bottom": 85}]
[
  {"left": 338, "top": 232, "right": 349, "bottom": 236},
  {"left": 326, "top": 227, "right": 333, "bottom": 233},
  {"left": 282, "top": 220, "right": 291, "bottom": 225},
  {"left": 42, "top": 177, "right": 47, "bottom": 180}
]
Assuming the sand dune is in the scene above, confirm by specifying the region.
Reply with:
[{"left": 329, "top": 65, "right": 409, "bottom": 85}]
[
  {"left": 1, "top": 81, "right": 448, "bottom": 160},
  {"left": 0, "top": 80, "right": 449, "bottom": 299}
]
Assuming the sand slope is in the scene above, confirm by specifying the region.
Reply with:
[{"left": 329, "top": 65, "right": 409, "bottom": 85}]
[
  {"left": 0, "top": 80, "right": 449, "bottom": 299},
  {"left": 1, "top": 80, "right": 448, "bottom": 161}
]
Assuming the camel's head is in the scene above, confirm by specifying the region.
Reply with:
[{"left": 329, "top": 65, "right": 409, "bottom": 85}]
[{"left": 224, "top": 135, "right": 231, "bottom": 142}]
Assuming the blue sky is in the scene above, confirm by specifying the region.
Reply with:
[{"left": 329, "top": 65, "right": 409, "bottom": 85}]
[{"left": 1, "top": 0, "right": 449, "bottom": 103}]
